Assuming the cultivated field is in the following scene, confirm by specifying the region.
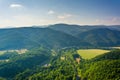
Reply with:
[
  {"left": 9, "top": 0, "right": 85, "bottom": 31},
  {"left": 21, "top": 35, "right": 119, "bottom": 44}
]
[
  {"left": 111, "top": 47, "right": 120, "bottom": 49},
  {"left": 0, "top": 49, "right": 28, "bottom": 55},
  {"left": 0, "top": 51, "right": 6, "bottom": 55},
  {"left": 77, "top": 49, "right": 110, "bottom": 59}
]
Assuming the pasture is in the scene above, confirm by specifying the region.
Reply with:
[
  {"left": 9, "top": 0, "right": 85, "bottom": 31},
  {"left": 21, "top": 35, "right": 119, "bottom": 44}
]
[{"left": 77, "top": 49, "right": 110, "bottom": 59}]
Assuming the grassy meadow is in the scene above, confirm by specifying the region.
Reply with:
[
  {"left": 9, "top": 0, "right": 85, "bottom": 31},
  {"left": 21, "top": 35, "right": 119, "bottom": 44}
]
[
  {"left": 77, "top": 49, "right": 110, "bottom": 59},
  {"left": 0, "top": 51, "right": 6, "bottom": 55}
]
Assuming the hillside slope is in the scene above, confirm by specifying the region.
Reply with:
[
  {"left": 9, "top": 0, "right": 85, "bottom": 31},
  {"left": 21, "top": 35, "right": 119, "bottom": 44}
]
[
  {"left": 80, "top": 49, "right": 120, "bottom": 80},
  {"left": 77, "top": 28, "right": 120, "bottom": 46},
  {"left": 49, "top": 24, "right": 120, "bottom": 36},
  {"left": 49, "top": 24, "right": 99, "bottom": 36},
  {"left": 83, "top": 60, "right": 120, "bottom": 80},
  {"left": 0, "top": 27, "right": 89, "bottom": 50}
]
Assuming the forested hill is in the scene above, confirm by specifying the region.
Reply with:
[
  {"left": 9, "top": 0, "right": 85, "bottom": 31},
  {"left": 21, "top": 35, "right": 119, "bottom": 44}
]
[
  {"left": 77, "top": 28, "right": 120, "bottom": 46},
  {"left": 49, "top": 24, "right": 120, "bottom": 47},
  {"left": 49, "top": 24, "right": 120, "bottom": 36},
  {"left": 0, "top": 27, "right": 89, "bottom": 50},
  {"left": 1, "top": 24, "right": 120, "bottom": 50},
  {"left": 0, "top": 46, "right": 120, "bottom": 80}
]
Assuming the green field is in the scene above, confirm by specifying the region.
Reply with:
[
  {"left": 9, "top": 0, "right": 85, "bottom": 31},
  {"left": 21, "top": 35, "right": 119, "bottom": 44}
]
[
  {"left": 0, "top": 51, "right": 6, "bottom": 55},
  {"left": 77, "top": 49, "right": 110, "bottom": 59},
  {"left": 0, "top": 49, "right": 27, "bottom": 56}
]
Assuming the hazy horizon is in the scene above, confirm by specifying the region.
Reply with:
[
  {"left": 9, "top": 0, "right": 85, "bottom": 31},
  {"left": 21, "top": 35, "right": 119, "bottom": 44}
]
[
  {"left": 0, "top": 0, "right": 120, "bottom": 28},
  {"left": 0, "top": 23, "right": 120, "bottom": 29}
]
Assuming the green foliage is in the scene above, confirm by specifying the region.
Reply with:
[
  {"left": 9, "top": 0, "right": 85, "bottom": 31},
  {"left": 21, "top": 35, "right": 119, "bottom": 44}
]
[
  {"left": 84, "top": 60, "right": 120, "bottom": 80},
  {"left": 0, "top": 48, "right": 120, "bottom": 80},
  {"left": 0, "top": 77, "right": 6, "bottom": 80},
  {"left": 0, "top": 47, "right": 52, "bottom": 79},
  {"left": 14, "top": 49, "right": 80, "bottom": 80},
  {"left": 80, "top": 49, "right": 120, "bottom": 80}
]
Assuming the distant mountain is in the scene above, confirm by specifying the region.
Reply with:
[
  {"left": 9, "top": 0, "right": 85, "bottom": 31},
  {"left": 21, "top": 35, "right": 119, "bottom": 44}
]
[
  {"left": 49, "top": 23, "right": 120, "bottom": 37},
  {"left": 77, "top": 28, "right": 120, "bottom": 47},
  {"left": 0, "top": 24, "right": 120, "bottom": 50},
  {"left": 49, "top": 24, "right": 99, "bottom": 36},
  {"left": 107, "top": 25, "right": 120, "bottom": 31},
  {"left": 0, "top": 27, "right": 89, "bottom": 50},
  {"left": 49, "top": 24, "right": 120, "bottom": 47}
]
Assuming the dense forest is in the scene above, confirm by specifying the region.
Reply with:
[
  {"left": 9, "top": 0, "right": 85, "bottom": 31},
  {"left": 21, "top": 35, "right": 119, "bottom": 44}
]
[
  {"left": 80, "top": 49, "right": 120, "bottom": 80},
  {"left": 0, "top": 47, "right": 120, "bottom": 80}
]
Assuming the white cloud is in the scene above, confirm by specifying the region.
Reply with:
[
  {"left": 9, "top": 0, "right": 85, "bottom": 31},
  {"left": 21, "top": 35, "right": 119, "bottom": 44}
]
[
  {"left": 94, "top": 17, "right": 120, "bottom": 25},
  {"left": 0, "top": 15, "right": 54, "bottom": 28},
  {"left": 48, "top": 10, "right": 55, "bottom": 15},
  {"left": 10, "top": 4, "right": 23, "bottom": 8},
  {"left": 57, "top": 14, "right": 72, "bottom": 19}
]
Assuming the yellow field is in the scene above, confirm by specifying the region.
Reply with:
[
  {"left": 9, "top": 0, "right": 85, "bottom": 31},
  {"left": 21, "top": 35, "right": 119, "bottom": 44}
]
[{"left": 77, "top": 49, "right": 110, "bottom": 59}]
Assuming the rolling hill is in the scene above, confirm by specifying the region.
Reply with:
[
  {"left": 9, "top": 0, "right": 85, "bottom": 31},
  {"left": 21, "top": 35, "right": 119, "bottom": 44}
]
[
  {"left": 49, "top": 23, "right": 99, "bottom": 36},
  {"left": 0, "top": 27, "right": 89, "bottom": 50},
  {"left": 49, "top": 24, "right": 120, "bottom": 47},
  {"left": 77, "top": 28, "right": 120, "bottom": 47},
  {"left": 0, "top": 24, "right": 120, "bottom": 50},
  {"left": 49, "top": 24, "right": 120, "bottom": 36}
]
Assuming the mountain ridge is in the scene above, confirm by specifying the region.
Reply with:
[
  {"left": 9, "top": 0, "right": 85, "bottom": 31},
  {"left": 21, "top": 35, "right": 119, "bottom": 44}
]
[
  {"left": 0, "top": 27, "right": 89, "bottom": 50},
  {"left": 77, "top": 28, "right": 120, "bottom": 46}
]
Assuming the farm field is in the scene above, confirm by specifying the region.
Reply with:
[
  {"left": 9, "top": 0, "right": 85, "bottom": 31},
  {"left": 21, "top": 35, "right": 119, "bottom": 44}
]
[
  {"left": 0, "top": 49, "right": 27, "bottom": 55},
  {"left": 0, "top": 51, "right": 6, "bottom": 55},
  {"left": 111, "top": 47, "right": 120, "bottom": 49},
  {"left": 77, "top": 49, "right": 110, "bottom": 59}
]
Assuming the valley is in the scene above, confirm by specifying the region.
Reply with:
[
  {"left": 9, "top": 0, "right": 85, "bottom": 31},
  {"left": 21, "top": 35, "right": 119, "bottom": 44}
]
[
  {"left": 0, "top": 47, "right": 119, "bottom": 80},
  {"left": 0, "top": 24, "right": 119, "bottom": 80}
]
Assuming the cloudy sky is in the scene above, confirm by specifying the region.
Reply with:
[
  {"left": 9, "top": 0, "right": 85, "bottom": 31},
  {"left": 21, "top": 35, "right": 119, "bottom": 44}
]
[{"left": 0, "top": 0, "right": 120, "bottom": 28}]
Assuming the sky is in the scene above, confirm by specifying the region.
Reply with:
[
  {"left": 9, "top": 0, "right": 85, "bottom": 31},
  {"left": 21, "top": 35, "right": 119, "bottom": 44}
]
[{"left": 0, "top": 0, "right": 120, "bottom": 28}]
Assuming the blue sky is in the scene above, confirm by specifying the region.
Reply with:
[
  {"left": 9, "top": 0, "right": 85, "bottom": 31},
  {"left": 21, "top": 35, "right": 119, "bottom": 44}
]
[{"left": 0, "top": 0, "right": 120, "bottom": 28}]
